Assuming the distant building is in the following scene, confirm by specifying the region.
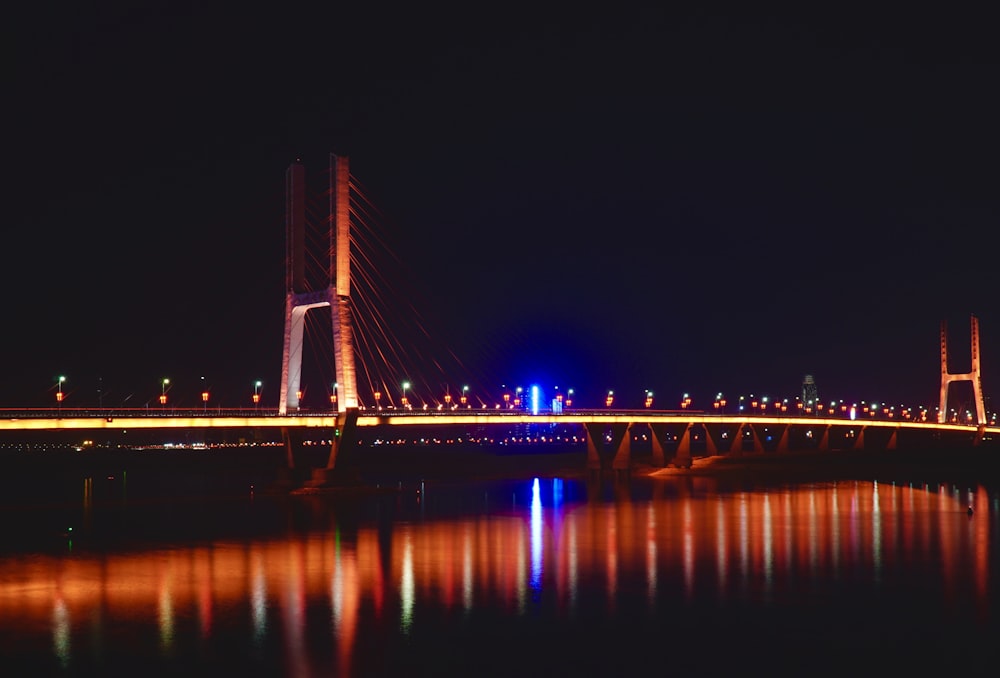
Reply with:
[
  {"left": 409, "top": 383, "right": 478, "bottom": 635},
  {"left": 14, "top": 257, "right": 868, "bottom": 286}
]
[{"left": 802, "top": 375, "right": 819, "bottom": 407}]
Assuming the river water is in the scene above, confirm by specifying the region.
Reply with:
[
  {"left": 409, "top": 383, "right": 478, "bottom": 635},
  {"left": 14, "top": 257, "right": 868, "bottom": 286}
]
[{"left": 0, "top": 447, "right": 997, "bottom": 676}]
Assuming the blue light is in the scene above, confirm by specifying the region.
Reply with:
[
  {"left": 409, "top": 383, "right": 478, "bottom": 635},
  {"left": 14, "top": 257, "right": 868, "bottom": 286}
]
[{"left": 530, "top": 478, "right": 542, "bottom": 595}]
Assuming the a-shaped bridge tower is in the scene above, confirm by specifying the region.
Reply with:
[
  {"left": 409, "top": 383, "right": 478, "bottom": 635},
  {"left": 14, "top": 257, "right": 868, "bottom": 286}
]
[{"left": 279, "top": 154, "right": 358, "bottom": 415}]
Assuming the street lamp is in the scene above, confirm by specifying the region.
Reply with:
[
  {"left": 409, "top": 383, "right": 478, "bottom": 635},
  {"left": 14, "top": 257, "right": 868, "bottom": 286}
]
[
  {"left": 461, "top": 385, "right": 469, "bottom": 408},
  {"left": 56, "top": 376, "right": 66, "bottom": 413},
  {"left": 201, "top": 376, "right": 208, "bottom": 412},
  {"left": 330, "top": 382, "right": 338, "bottom": 410},
  {"left": 374, "top": 390, "right": 382, "bottom": 410},
  {"left": 606, "top": 390, "right": 614, "bottom": 408},
  {"left": 645, "top": 390, "right": 653, "bottom": 408},
  {"left": 566, "top": 388, "right": 574, "bottom": 408},
  {"left": 253, "top": 380, "right": 262, "bottom": 410},
  {"left": 160, "top": 378, "right": 169, "bottom": 407},
  {"left": 402, "top": 381, "right": 411, "bottom": 410}
]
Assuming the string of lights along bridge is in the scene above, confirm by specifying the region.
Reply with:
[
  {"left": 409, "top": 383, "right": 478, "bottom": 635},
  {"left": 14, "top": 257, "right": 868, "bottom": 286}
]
[{"left": 3, "top": 156, "right": 995, "bottom": 475}]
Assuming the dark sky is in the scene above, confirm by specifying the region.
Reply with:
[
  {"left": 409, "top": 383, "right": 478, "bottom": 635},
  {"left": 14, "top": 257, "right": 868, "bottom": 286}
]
[{"left": 5, "top": 3, "right": 998, "bottom": 413}]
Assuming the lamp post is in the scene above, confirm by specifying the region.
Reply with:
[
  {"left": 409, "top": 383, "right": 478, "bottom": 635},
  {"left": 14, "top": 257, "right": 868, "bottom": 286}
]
[
  {"left": 605, "top": 390, "right": 614, "bottom": 408},
  {"left": 160, "top": 378, "right": 169, "bottom": 408},
  {"left": 374, "top": 390, "right": 382, "bottom": 410},
  {"left": 645, "top": 390, "right": 653, "bottom": 408},
  {"left": 401, "top": 381, "right": 411, "bottom": 410},
  {"left": 566, "top": 388, "right": 574, "bottom": 408},
  {"left": 200, "top": 376, "right": 208, "bottom": 413},
  {"left": 56, "top": 375, "right": 66, "bottom": 414},
  {"left": 253, "top": 380, "right": 262, "bottom": 411},
  {"left": 330, "top": 382, "right": 338, "bottom": 410},
  {"left": 461, "top": 385, "right": 469, "bottom": 408}
]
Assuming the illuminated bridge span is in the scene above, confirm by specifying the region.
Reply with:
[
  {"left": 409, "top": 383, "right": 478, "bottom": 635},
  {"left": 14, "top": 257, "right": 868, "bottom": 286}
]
[
  {"left": 8, "top": 155, "right": 994, "bottom": 481},
  {"left": 2, "top": 411, "right": 996, "bottom": 475}
]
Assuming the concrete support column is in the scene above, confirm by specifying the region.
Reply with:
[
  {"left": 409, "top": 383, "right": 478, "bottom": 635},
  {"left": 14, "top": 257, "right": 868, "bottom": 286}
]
[
  {"left": 584, "top": 424, "right": 604, "bottom": 472},
  {"left": 611, "top": 422, "right": 633, "bottom": 473},
  {"left": 673, "top": 424, "right": 693, "bottom": 468}
]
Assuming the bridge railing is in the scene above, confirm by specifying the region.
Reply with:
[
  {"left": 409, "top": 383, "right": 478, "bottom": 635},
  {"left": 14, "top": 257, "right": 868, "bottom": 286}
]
[{"left": 0, "top": 406, "right": 955, "bottom": 424}]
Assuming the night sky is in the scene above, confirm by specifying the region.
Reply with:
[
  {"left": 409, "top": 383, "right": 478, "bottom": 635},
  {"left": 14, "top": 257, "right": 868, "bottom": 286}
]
[{"left": 5, "top": 3, "right": 998, "bottom": 412}]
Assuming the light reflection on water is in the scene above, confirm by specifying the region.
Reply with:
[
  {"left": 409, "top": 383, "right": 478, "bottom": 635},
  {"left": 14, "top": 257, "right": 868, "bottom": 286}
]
[{"left": 0, "top": 476, "right": 997, "bottom": 675}]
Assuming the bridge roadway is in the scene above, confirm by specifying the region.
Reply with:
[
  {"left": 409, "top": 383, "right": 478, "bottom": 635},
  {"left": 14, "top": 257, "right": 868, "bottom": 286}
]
[
  {"left": 0, "top": 409, "right": 995, "bottom": 435},
  {"left": 3, "top": 410, "right": 994, "bottom": 476}
]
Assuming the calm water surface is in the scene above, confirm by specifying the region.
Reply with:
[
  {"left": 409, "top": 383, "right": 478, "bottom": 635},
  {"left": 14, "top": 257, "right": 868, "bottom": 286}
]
[{"left": 1, "top": 458, "right": 998, "bottom": 676}]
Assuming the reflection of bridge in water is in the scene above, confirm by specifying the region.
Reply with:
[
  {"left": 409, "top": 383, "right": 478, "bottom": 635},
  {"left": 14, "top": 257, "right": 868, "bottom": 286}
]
[{"left": 0, "top": 478, "right": 992, "bottom": 676}]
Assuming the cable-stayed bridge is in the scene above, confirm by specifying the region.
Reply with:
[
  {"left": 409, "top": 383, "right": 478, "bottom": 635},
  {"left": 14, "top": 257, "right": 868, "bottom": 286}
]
[{"left": 2, "top": 155, "right": 995, "bottom": 478}]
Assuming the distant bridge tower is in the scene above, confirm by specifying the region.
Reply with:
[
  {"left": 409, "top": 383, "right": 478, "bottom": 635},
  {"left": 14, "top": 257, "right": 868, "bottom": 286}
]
[
  {"left": 279, "top": 154, "right": 358, "bottom": 415},
  {"left": 938, "top": 315, "right": 986, "bottom": 425}
]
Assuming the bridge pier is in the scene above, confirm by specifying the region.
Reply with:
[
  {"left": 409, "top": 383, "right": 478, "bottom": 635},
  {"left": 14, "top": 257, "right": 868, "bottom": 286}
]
[
  {"left": 649, "top": 423, "right": 668, "bottom": 467},
  {"left": 283, "top": 408, "right": 361, "bottom": 488},
  {"left": 776, "top": 425, "right": 790, "bottom": 452},
  {"left": 673, "top": 424, "right": 693, "bottom": 468},
  {"left": 584, "top": 422, "right": 631, "bottom": 476},
  {"left": 611, "top": 422, "right": 633, "bottom": 477},
  {"left": 585, "top": 425, "right": 604, "bottom": 476},
  {"left": 733, "top": 422, "right": 764, "bottom": 454}
]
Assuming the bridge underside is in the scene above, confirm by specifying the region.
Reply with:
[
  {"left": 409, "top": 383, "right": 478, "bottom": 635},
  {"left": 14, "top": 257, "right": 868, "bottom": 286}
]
[{"left": 578, "top": 420, "right": 988, "bottom": 476}]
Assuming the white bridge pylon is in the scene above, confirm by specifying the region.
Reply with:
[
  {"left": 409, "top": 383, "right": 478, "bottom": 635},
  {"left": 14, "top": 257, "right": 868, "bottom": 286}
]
[
  {"left": 279, "top": 154, "right": 358, "bottom": 415},
  {"left": 939, "top": 315, "right": 987, "bottom": 426}
]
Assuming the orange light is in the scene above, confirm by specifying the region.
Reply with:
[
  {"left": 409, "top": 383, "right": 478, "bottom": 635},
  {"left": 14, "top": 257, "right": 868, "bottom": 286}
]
[
  {"left": 201, "top": 391, "right": 209, "bottom": 402},
  {"left": 252, "top": 393, "right": 260, "bottom": 404},
  {"left": 56, "top": 392, "right": 64, "bottom": 402},
  {"left": 159, "top": 394, "right": 167, "bottom": 405}
]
